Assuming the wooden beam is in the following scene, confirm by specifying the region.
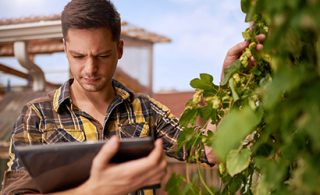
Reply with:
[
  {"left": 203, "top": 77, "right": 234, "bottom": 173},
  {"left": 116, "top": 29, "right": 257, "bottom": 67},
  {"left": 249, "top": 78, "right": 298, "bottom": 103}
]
[
  {"left": 0, "top": 63, "right": 60, "bottom": 89},
  {"left": 0, "top": 63, "right": 29, "bottom": 79}
]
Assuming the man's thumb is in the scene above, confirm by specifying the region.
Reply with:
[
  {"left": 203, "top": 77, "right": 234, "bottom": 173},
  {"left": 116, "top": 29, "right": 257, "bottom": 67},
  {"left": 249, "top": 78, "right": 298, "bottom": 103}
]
[{"left": 92, "top": 136, "right": 120, "bottom": 170}]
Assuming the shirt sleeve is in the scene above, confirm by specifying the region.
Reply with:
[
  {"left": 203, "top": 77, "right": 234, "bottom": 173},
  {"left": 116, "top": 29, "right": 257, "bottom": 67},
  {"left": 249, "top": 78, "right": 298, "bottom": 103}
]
[
  {"left": 147, "top": 96, "right": 214, "bottom": 166},
  {"left": 2, "top": 103, "right": 43, "bottom": 194},
  {"left": 1, "top": 170, "right": 40, "bottom": 195}
]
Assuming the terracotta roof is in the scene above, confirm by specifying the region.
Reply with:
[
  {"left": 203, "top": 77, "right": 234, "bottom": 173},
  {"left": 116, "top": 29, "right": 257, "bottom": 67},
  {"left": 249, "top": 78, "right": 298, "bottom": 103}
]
[
  {"left": 0, "top": 14, "right": 170, "bottom": 43},
  {"left": 121, "top": 24, "right": 171, "bottom": 43},
  {"left": 153, "top": 91, "right": 194, "bottom": 117},
  {"left": 114, "top": 68, "right": 149, "bottom": 94},
  {"left": 0, "top": 14, "right": 61, "bottom": 25},
  {"left": 0, "top": 39, "right": 64, "bottom": 56}
]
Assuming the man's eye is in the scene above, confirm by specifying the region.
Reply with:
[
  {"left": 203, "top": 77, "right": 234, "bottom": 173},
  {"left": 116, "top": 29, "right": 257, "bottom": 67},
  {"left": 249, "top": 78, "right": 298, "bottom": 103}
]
[
  {"left": 73, "top": 55, "right": 84, "bottom": 59},
  {"left": 99, "top": 55, "right": 111, "bottom": 58}
]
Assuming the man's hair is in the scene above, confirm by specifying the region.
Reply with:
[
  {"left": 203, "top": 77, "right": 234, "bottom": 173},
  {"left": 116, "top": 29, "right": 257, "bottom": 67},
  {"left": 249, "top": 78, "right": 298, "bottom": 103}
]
[{"left": 61, "top": 0, "right": 121, "bottom": 41}]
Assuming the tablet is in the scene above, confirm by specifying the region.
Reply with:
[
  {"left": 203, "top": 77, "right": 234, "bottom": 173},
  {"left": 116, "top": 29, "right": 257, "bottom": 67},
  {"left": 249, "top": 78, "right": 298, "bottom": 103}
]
[{"left": 15, "top": 137, "right": 154, "bottom": 193}]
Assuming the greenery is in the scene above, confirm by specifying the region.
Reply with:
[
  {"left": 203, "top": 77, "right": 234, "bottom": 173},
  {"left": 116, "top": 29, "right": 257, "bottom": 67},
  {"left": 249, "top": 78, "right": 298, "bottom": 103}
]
[{"left": 165, "top": 0, "right": 320, "bottom": 194}]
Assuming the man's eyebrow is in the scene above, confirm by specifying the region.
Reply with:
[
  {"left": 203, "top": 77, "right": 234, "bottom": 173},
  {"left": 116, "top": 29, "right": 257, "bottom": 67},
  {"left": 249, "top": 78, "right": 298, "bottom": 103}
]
[
  {"left": 68, "top": 50, "right": 113, "bottom": 55},
  {"left": 96, "top": 50, "right": 113, "bottom": 55},
  {"left": 69, "top": 50, "right": 84, "bottom": 55}
]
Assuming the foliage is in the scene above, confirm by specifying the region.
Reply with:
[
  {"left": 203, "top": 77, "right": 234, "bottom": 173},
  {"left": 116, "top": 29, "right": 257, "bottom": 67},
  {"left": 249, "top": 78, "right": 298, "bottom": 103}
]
[{"left": 166, "top": 0, "right": 320, "bottom": 194}]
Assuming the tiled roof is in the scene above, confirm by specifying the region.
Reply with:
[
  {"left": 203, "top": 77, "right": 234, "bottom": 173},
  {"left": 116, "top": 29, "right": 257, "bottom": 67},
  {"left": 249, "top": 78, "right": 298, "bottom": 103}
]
[
  {"left": 0, "top": 39, "right": 63, "bottom": 56},
  {"left": 153, "top": 91, "right": 194, "bottom": 117},
  {"left": 0, "top": 14, "right": 61, "bottom": 25},
  {"left": 0, "top": 14, "right": 171, "bottom": 43},
  {"left": 114, "top": 67, "right": 149, "bottom": 94}
]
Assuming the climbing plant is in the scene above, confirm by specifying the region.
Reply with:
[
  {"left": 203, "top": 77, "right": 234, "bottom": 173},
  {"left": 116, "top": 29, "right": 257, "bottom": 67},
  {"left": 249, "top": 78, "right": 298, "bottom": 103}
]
[{"left": 165, "top": 0, "right": 320, "bottom": 194}]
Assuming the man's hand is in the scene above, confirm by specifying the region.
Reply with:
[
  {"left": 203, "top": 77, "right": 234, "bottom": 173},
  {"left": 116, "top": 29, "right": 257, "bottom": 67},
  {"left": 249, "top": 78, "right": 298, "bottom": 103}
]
[
  {"left": 204, "top": 145, "right": 218, "bottom": 165},
  {"left": 221, "top": 34, "right": 266, "bottom": 81},
  {"left": 78, "top": 137, "right": 167, "bottom": 195}
]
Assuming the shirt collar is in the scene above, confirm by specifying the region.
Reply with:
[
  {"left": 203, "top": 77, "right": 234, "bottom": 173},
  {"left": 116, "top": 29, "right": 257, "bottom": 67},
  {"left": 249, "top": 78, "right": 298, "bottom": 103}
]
[{"left": 53, "top": 79, "right": 135, "bottom": 112}]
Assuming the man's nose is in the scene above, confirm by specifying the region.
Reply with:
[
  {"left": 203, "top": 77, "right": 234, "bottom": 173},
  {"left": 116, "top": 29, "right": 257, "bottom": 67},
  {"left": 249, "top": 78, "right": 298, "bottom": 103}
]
[{"left": 84, "top": 57, "right": 98, "bottom": 74}]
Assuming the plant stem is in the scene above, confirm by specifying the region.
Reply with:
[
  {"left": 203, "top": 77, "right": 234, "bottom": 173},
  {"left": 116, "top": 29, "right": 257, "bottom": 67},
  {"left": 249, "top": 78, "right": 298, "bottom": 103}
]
[
  {"left": 244, "top": 74, "right": 253, "bottom": 89},
  {"left": 197, "top": 162, "right": 215, "bottom": 195},
  {"left": 185, "top": 148, "right": 190, "bottom": 183}
]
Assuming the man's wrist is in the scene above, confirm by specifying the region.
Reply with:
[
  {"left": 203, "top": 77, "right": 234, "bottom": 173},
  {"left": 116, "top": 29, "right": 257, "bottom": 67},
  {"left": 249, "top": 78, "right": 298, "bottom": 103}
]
[
  {"left": 46, "top": 181, "right": 95, "bottom": 195},
  {"left": 73, "top": 180, "right": 96, "bottom": 195}
]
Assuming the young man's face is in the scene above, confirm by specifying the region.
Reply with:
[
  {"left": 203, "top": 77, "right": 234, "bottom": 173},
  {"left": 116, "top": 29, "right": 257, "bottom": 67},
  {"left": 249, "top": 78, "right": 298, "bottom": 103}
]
[{"left": 64, "top": 28, "right": 123, "bottom": 92}]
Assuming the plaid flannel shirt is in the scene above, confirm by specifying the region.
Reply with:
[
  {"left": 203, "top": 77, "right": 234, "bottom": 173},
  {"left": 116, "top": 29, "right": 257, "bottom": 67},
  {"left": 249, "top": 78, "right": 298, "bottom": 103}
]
[{"left": 1, "top": 79, "right": 209, "bottom": 194}]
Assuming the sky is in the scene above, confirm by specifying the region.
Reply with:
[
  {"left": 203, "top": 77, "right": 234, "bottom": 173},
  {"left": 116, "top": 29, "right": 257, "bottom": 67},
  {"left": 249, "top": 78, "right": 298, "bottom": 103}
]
[{"left": 0, "top": 0, "right": 248, "bottom": 92}]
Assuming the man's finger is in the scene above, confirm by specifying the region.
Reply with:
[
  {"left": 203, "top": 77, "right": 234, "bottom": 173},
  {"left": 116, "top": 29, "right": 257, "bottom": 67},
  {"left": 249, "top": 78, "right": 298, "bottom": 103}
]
[
  {"left": 249, "top": 56, "right": 256, "bottom": 67},
  {"left": 227, "top": 41, "right": 249, "bottom": 57},
  {"left": 256, "top": 34, "right": 266, "bottom": 43},
  {"left": 256, "top": 43, "right": 264, "bottom": 51},
  {"left": 92, "top": 136, "right": 120, "bottom": 170},
  {"left": 146, "top": 139, "right": 163, "bottom": 164}
]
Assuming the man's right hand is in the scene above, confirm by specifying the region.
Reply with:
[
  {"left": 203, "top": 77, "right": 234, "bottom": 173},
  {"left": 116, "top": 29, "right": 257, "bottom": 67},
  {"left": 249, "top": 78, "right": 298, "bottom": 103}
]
[
  {"left": 221, "top": 34, "right": 266, "bottom": 81},
  {"left": 78, "top": 136, "right": 167, "bottom": 195}
]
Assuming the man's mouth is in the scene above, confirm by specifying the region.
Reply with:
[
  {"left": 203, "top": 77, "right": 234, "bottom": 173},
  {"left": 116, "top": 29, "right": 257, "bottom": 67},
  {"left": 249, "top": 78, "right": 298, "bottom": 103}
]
[{"left": 82, "top": 77, "right": 100, "bottom": 84}]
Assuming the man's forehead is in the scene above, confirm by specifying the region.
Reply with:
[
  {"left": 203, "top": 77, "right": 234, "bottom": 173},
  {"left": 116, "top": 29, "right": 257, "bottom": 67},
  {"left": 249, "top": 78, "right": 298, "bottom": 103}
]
[
  {"left": 63, "top": 27, "right": 122, "bottom": 55},
  {"left": 65, "top": 27, "right": 114, "bottom": 41}
]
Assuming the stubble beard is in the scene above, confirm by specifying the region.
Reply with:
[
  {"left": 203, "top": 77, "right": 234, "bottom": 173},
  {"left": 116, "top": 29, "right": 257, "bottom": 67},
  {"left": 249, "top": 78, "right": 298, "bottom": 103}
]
[{"left": 77, "top": 76, "right": 108, "bottom": 92}]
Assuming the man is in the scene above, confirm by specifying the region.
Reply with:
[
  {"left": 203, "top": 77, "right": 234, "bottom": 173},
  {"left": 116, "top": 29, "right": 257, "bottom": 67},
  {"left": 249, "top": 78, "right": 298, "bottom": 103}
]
[{"left": 1, "top": 0, "right": 264, "bottom": 194}]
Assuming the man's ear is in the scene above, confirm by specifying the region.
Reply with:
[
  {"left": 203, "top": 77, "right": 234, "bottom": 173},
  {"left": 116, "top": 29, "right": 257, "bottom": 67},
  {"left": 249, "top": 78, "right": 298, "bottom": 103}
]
[{"left": 117, "top": 39, "right": 124, "bottom": 59}]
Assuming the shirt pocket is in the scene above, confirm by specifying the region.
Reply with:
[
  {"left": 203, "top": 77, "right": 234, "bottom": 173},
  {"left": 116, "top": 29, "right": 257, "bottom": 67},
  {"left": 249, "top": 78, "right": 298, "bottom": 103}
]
[
  {"left": 118, "top": 122, "right": 150, "bottom": 138},
  {"left": 42, "top": 128, "right": 85, "bottom": 143}
]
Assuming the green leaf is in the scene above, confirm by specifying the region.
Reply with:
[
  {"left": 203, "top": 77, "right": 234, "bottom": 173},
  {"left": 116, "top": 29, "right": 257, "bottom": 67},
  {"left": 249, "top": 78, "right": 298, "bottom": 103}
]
[
  {"left": 241, "top": 0, "right": 250, "bottom": 13},
  {"left": 316, "top": 38, "right": 320, "bottom": 75},
  {"left": 165, "top": 173, "right": 184, "bottom": 195},
  {"left": 226, "top": 148, "right": 251, "bottom": 177},
  {"left": 221, "top": 60, "right": 241, "bottom": 86},
  {"left": 263, "top": 66, "right": 305, "bottom": 109},
  {"left": 177, "top": 127, "right": 195, "bottom": 149},
  {"left": 179, "top": 108, "right": 198, "bottom": 127},
  {"left": 254, "top": 157, "right": 287, "bottom": 190},
  {"left": 223, "top": 174, "right": 244, "bottom": 194},
  {"left": 200, "top": 73, "right": 214, "bottom": 83},
  {"left": 198, "top": 105, "right": 214, "bottom": 121},
  {"left": 251, "top": 66, "right": 262, "bottom": 76},
  {"left": 190, "top": 78, "right": 214, "bottom": 90},
  {"left": 212, "top": 107, "right": 262, "bottom": 161},
  {"left": 245, "top": 5, "right": 256, "bottom": 22},
  {"left": 209, "top": 109, "right": 218, "bottom": 124},
  {"left": 229, "top": 78, "right": 240, "bottom": 102}
]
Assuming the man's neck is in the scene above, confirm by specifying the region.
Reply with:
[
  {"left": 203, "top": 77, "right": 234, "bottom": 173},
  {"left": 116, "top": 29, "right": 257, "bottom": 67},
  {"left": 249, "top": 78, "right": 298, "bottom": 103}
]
[{"left": 70, "top": 81, "right": 116, "bottom": 122}]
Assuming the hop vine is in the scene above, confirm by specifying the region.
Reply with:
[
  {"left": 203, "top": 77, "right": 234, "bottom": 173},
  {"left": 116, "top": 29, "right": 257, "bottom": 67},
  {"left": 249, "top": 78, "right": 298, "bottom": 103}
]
[{"left": 166, "top": 0, "right": 320, "bottom": 194}]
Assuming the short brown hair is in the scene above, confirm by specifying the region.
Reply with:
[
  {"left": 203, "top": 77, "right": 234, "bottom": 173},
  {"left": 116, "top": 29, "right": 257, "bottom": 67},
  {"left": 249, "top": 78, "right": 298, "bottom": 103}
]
[{"left": 61, "top": 0, "right": 121, "bottom": 41}]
